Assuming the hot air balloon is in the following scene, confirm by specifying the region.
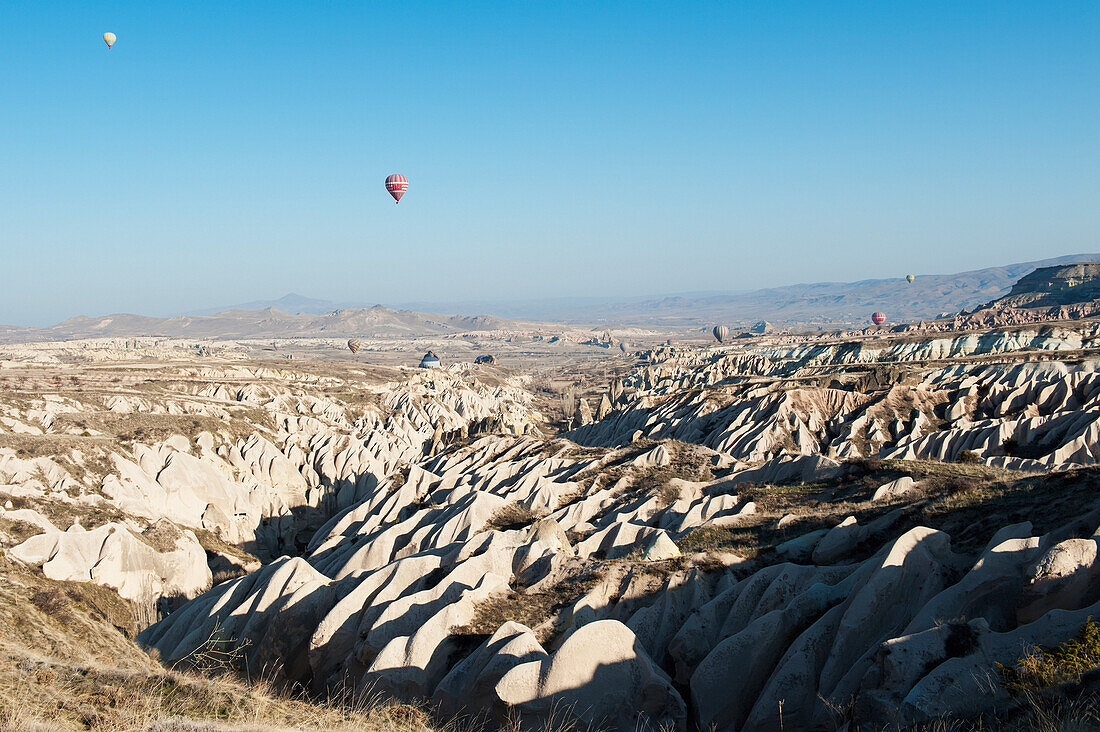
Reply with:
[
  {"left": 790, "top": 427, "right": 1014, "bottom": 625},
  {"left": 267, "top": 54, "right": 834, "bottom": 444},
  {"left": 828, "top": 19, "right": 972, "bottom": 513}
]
[
  {"left": 347, "top": 338, "right": 361, "bottom": 354},
  {"left": 906, "top": 274, "right": 915, "bottom": 284},
  {"left": 712, "top": 325, "right": 729, "bottom": 343},
  {"left": 871, "top": 312, "right": 886, "bottom": 326},
  {"left": 103, "top": 32, "right": 116, "bottom": 48},
  {"left": 385, "top": 174, "right": 408, "bottom": 203}
]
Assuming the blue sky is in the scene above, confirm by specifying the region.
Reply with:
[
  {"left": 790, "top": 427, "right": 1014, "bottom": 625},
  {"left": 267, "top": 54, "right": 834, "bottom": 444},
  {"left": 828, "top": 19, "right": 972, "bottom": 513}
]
[{"left": 1, "top": 1, "right": 1097, "bottom": 326}]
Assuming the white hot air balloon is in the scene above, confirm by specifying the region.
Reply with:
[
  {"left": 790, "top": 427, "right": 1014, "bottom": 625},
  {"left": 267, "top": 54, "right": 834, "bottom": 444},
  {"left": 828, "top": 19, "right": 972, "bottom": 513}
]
[{"left": 103, "top": 32, "right": 117, "bottom": 49}]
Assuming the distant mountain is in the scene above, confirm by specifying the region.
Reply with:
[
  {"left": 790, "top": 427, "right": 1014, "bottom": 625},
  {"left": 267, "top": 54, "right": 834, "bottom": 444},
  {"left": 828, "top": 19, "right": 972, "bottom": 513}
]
[
  {"left": 187, "top": 293, "right": 345, "bottom": 316},
  {"left": 0, "top": 305, "right": 527, "bottom": 344},
  {"left": 401, "top": 253, "right": 1100, "bottom": 327},
  {"left": 7, "top": 254, "right": 1098, "bottom": 343}
]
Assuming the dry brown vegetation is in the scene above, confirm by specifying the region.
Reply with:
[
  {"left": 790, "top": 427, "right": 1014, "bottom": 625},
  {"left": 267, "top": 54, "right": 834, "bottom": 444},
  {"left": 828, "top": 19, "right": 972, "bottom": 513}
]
[
  {"left": 0, "top": 556, "right": 434, "bottom": 731},
  {"left": 457, "top": 563, "right": 607, "bottom": 646},
  {"left": 1, "top": 491, "right": 130, "bottom": 533},
  {"left": 484, "top": 503, "right": 537, "bottom": 532},
  {"left": 676, "top": 459, "right": 1100, "bottom": 564}
]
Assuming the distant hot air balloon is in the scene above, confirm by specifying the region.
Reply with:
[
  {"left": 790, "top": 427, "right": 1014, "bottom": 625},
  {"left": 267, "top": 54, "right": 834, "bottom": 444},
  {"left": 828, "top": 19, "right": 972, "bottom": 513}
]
[
  {"left": 712, "top": 325, "right": 730, "bottom": 344},
  {"left": 347, "top": 338, "right": 361, "bottom": 354},
  {"left": 906, "top": 274, "right": 915, "bottom": 284},
  {"left": 871, "top": 312, "right": 887, "bottom": 326},
  {"left": 103, "top": 32, "right": 116, "bottom": 48},
  {"left": 385, "top": 174, "right": 408, "bottom": 203}
]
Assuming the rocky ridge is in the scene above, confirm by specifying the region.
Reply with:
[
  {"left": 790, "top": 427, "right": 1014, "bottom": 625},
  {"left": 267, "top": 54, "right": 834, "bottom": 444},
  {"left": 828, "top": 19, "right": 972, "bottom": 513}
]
[{"left": 7, "top": 321, "right": 1100, "bottom": 729}]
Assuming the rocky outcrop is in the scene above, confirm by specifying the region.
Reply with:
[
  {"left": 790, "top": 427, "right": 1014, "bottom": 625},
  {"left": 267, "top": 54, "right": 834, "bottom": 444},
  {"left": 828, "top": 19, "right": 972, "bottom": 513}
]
[
  {"left": 13, "top": 519, "right": 210, "bottom": 601},
  {"left": 17, "top": 313, "right": 1100, "bottom": 730},
  {"left": 495, "top": 620, "right": 686, "bottom": 731}
]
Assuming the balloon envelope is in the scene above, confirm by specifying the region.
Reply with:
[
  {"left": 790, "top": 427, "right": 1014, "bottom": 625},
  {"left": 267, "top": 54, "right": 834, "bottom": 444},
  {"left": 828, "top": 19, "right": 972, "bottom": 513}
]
[
  {"left": 347, "top": 339, "right": 361, "bottom": 354},
  {"left": 871, "top": 312, "right": 887, "bottom": 326},
  {"left": 385, "top": 174, "right": 408, "bottom": 203},
  {"left": 103, "top": 32, "right": 116, "bottom": 48},
  {"left": 712, "top": 325, "right": 729, "bottom": 343},
  {"left": 906, "top": 274, "right": 915, "bottom": 283}
]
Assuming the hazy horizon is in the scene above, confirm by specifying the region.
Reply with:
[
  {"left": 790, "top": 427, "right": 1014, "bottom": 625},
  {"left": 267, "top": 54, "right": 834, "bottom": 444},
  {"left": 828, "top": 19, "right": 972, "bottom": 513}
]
[
  {"left": 1, "top": 250, "right": 1094, "bottom": 329},
  {"left": 3, "top": 2, "right": 1098, "bottom": 326}
]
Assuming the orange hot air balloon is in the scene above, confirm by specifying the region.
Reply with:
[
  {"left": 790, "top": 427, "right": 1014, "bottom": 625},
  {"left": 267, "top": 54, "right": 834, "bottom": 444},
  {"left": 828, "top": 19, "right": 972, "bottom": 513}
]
[
  {"left": 385, "top": 174, "right": 408, "bottom": 203},
  {"left": 103, "top": 32, "right": 116, "bottom": 48}
]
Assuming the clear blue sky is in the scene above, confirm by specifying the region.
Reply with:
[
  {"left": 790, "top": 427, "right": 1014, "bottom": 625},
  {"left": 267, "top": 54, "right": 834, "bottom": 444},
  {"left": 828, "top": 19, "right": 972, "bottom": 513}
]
[{"left": 1, "top": 1, "right": 1097, "bottom": 326}]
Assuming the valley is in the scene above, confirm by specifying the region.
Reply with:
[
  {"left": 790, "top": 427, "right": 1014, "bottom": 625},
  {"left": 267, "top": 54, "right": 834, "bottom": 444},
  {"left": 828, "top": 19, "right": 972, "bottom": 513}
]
[{"left": 5, "top": 278, "right": 1100, "bottom": 728}]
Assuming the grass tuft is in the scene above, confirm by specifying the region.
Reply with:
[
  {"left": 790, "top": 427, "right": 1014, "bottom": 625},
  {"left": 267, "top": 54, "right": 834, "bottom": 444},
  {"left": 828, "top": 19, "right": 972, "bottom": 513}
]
[{"left": 998, "top": 619, "right": 1100, "bottom": 695}]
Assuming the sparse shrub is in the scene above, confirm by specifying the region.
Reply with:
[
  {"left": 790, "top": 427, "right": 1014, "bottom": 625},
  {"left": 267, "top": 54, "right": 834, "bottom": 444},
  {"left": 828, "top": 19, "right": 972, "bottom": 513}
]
[
  {"left": 924, "top": 474, "right": 972, "bottom": 495},
  {"left": 677, "top": 526, "right": 735, "bottom": 553},
  {"left": 998, "top": 618, "right": 1100, "bottom": 694},
  {"left": 943, "top": 621, "right": 982, "bottom": 658},
  {"left": 658, "top": 481, "right": 682, "bottom": 506},
  {"left": 1002, "top": 437, "right": 1019, "bottom": 456},
  {"left": 30, "top": 587, "right": 69, "bottom": 618},
  {"left": 852, "top": 457, "right": 884, "bottom": 475},
  {"left": 733, "top": 481, "right": 759, "bottom": 501},
  {"left": 485, "top": 503, "right": 535, "bottom": 532},
  {"left": 957, "top": 450, "right": 982, "bottom": 465}
]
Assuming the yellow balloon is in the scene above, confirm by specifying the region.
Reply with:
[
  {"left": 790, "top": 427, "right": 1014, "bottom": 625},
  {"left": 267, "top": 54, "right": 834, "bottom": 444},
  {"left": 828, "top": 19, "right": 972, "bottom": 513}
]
[{"left": 103, "top": 32, "right": 116, "bottom": 48}]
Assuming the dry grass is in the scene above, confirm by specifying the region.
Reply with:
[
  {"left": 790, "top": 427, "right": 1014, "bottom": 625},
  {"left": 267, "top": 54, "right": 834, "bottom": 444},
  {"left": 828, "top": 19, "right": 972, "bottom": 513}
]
[
  {"left": 0, "top": 516, "right": 46, "bottom": 545},
  {"left": 193, "top": 528, "right": 263, "bottom": 583},
  {"left": 674, "top": 460, "right": 1099, "bottom": 565},
  {"left": 902, "top": 690, "right": 1100, "bottom": 731},
  {"left": 998, "top": 619, "right": 1100, "bottom": 695},
  {"left": 0, "top": 492, "right": 129, "bottom": 532},
  {"left": 0, "top": 555, "right": 434, "bottom": 731},
  {"left": 484, "top": 503, "right": 537, "bottom": 532},
  {"left": 0, "top": 652, "right": 435, "bottom": 731},
  {"left": 138, "top": 519, "right": 187, "bottom": 553},
  {"left": 458, "top": 566, "right": 606, "bottom": 646}
]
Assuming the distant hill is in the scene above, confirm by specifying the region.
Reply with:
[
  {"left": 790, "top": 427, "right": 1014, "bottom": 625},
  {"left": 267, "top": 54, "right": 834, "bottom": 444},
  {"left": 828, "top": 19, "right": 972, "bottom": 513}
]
[
  {"left": 0, "top": 305, "right": 526, "bottom": 344},
  {"left": 7, "top": 254, "right": 1099, "bottom": 343},
  {"left": 406, "top": 253, "right": 1100, "bottom": 327},
  {"left": 187, "top": 293, "right": 345, "bottom": 316},
  {"left": 194, "top": 255, "right": 1100, "bottom": 329}
]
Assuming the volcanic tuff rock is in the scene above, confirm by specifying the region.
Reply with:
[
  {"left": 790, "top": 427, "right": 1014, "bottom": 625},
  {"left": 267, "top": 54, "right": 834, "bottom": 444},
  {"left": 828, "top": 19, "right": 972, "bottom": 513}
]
[
  {"left": 0, "top": 362, "right": 541, "bottom": 605},
  {"left": 12, "top": 308, "right": 1100, "bottom": 729},
  {"left": 991, "top": 262, "right": 1100, "bottom": 309}
]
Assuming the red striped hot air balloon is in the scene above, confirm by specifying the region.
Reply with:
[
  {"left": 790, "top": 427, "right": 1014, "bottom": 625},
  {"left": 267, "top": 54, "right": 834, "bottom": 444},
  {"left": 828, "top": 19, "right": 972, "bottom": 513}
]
[
  {"left": 385, "top": 174, "right": 408, "bottom": 203},
  {"left": 871, "top": 312, "right": 887, "bottom": 326}
]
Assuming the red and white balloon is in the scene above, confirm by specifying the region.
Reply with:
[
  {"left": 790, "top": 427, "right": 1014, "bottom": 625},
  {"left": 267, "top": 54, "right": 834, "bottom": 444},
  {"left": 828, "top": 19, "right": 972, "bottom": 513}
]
[{"left": 385, "top": 174, "right": 408, "bottom": 203}]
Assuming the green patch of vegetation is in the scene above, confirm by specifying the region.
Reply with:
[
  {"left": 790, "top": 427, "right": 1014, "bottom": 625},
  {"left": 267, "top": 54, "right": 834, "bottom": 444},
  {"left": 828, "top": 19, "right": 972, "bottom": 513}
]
[{"left": 998, "top": 619, "right": 1100, "bottom": 695}]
